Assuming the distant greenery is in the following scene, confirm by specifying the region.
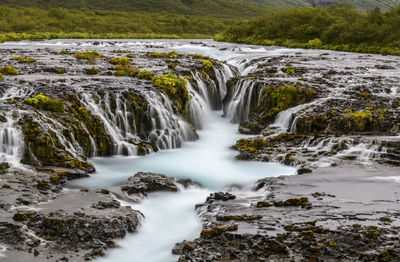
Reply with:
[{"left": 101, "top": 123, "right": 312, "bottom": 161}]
[
  {"left": 215, "top": 5, "right": 400, "bottom": 55},
  {"left": 0, "top": 5, "right": 230, "bottom": 40},
  {"left": 0, "top": 0, "right": 270, "bottom": 19},
  {"left": 246, "top": 0, "right": 400, "bottom": 12}
]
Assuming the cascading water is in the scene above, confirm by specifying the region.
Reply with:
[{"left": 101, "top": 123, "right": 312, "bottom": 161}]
[{"left": 0, "top": 113, "right": 23, "bottom": 165}]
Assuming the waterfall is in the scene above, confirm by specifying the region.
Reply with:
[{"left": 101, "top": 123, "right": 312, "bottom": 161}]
[
  {"left": 0, "top": 113, "right": 23, "bottom": 165},
  {"left": 225, "top": 79, "right": 258, "bottom": 123}
]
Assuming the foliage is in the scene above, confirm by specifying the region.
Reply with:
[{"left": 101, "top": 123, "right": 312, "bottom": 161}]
[
  {"left": 0, "top": 66, "right": 18, "bottom": 75},
  {"left": 0, "top": 6, "right": 232, "bottom": 38},
  {"left": 13, "top": 55, "right": 36, "bottom": 63},
  {"left": 0, "top": 0, "right": 270, "bottom": 19},
  {"left": 25, "top": 93, "right": 64, "bottom": 112},
  {"left": 215, "top": 5, "right": 400, "bottom": 56},
  {"left": 152, "top": 74, "right": 189, "bottom": 113}
]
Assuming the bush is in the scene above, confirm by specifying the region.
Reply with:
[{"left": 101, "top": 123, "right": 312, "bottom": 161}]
[{"left": 26, "top": 93, "right": 64, "bottom": 112}]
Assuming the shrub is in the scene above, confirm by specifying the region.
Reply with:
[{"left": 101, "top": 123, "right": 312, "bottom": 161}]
[
  {"left": 26, "top": 93, "right": 64, "bottom": 112},
  {"left": 0, "top": 66, "right": 18, "bottom": 75}
]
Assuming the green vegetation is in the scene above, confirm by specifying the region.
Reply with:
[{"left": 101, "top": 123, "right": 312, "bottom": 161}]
[
  {"left": 202, "top": 60, "right": 214, "bottom": 71},
  {"left": 74, "top": 51, "right": 103, "bottom": 63},
  {"left": 264, "top": 85, "right": 310, "bottom": 115},
  {"left": 285, "top": 66, "right": 295, "bottom": 75},
  {"left": 56, "top": 68, "right": 65, "bottom": 74},
  {"left": 0, "top": 73, "right": 3, "bottom": 80},
  {"left": 137, "top": 70, "right": 154, "bottom": 80},
  {"left": 0, "top": 66, "right": 18, "bottom": 75},
  {"left": 0, "top": 6, "right": 232, "bottom": 40},
  {"left": 13, "top": 55, "right": 36, "bottom": 63},
  {"left": 0, "top": 0, "right": 270, "bottom": 19},
  {"left": 87, "top": 67, "right": 98, "bottom": 75},
  {"left": 215, "top": 5, "right": 400, "bottom": 56},
  {"left": 108, "top": 56, "right": 131, "bottom": 66},
  {"left": 246, "top": 0, "right": 400, "bottom": 12},
  {"left": 152, "top": 74, "right": 189, "bottom": 113},
  {"left": 26, "top": 93, "right": 65, "bottom": 112}
]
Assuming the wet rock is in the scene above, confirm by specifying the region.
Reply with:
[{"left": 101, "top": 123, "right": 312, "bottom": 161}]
[
  {"left": 206, "top": 192, "right": 236, "bottom": 203},
  {"left": 121, "top": 172, "right": 178, "bottom": 195},
  {"left": 91, "top": 200, "right": 120, "bottom": 209},
  {"left": 176, "top": 178, "right": 201, "bottom": 188}
]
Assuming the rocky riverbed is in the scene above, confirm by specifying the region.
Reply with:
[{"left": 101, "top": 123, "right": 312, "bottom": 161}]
[{"left": 0, "top": 39, "right": 399, "bottom": 261}]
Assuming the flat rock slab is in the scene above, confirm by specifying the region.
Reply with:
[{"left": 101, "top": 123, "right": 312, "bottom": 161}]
[{"left": 121, "top": 172, "right": 178, "bottom": 195}]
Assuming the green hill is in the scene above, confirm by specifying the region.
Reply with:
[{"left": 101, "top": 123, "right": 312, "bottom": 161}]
[
  {"left": 0, "top": 0, "right": 272, "bottom": 19},
  {"left": 245, "top": 0, "right": 400, "bottom": 11}
]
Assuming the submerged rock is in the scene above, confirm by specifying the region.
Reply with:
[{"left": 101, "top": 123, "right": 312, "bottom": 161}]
[{"left": 121, "top": 172, "right": 178, "bottom": 195}]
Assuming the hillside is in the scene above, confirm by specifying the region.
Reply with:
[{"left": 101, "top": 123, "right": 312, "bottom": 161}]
[
  {"left": 0, "top": 0, "right": 272, "bottom": 19},
  {"left": 246, "top": 0, "right": 400, "bottom": 11}
]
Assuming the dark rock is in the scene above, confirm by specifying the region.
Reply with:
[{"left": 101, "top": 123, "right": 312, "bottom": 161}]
[{"left": 121, "top": 172, "right": 177, "bottom": 195}]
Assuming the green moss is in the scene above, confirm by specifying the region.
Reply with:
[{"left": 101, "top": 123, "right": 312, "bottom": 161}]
[
  {"left": 167, "top": 51, "right": 181, "bottom": 58},
  {"left": 87, "top": 67, "right": 99, "bottom": 75},
  {"left": 114, "top": 70, "right": 127, "bottom": 77},
  {"left": 256, "top": 201, "right": 272, "bottom": 208},
  {"left": 59, "top": 50, "right": 71, "bottom": 55},
  {"left": 13, "top": 55, "right": 36, "bottom": 63},
  {"left": 13, "top": 211, "right": 36, "bottom": 222},
  {"left": 25, "top": 93, "right": 64, "bottom": 112},
  {"left": 152, "top": 73, "right": 189, "bottom": 113},
  {"left": 202, "top": 60, "right": 213, "bottom": 71},
  {"left": 285, "top": 66, "right": 295, "bottom": 75},
  {"left": 127, "top": 67, "right": 140, "bottom": 77},
  {"left": 235, "top": 137, "right": 270, "bottom": 155},
  {"left": 74, "top": 50, "right": 103, "bottom": 63},
  {"left": 263, "top": 85, "right": 307, "bottom": 116},
  {"left": 150, "top": 52, "right": 165, "bottom": 58},
  {"left": 56, "top": 68, "right": 65, "bottom": 74},
  {"left": 0, "top": 73, "right": 3, "bottom": 80},
  {"left": 168, "top": 63, "right": 176, "bottom": 69},
  {"left": 108, "top": 56, "right": 131, "bottom": 66},
  {"left": 137, "top": 70, "right": 154, "bottom": 80},
  {"left": 201, "top": 224, "right": 238, "bottom": 238},
  {"left": 0, "top": 66, "right": 18, "bottom": 75}
]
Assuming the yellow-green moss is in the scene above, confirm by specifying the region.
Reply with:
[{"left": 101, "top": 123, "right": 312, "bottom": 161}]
[
  {"left": 152, "top": 73, "right": 189, "bottom": 113},
  {"left": 137, "top": 70, "right": 154, "bottom": 80},
  {"left": 87, "top": 67, "right": 99, "bottom": 75},
  {"left": 56, "top": 68, "right": 65, "bottom": 74},
  {"left": 74, "top": 50, "right": 103, "bottom": 63},
  {"left": 25, "top": 93, "right": 64, "bottom": 112},
  {"left": 13, "top": 55, "right": 36, "bottom": 63},
  {"left": 0, "top": 66, "right": 18, "bottom": 75}
]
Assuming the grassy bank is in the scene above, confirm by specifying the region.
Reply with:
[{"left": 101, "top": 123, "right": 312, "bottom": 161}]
[
  {"left": 0, "top": 32, "right": 212, "bottom": 44},
  {"left": 215, "top": 5, "right": 400, "bottom": 56}
]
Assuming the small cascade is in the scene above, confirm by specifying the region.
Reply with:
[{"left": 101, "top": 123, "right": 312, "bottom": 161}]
[
  {"left": 0, "top": 113, "right": 23, "bottom": 165},
  {"left": 225, "top": 79, "right": 260, "bottom": 123},
  {"left": 269, "top": 104, "right": 307, "bottom": 134}
]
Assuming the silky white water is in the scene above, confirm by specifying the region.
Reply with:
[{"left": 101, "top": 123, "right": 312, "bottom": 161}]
[{"left": 74, "top": 110, "right": 295, "bottom": 262}]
